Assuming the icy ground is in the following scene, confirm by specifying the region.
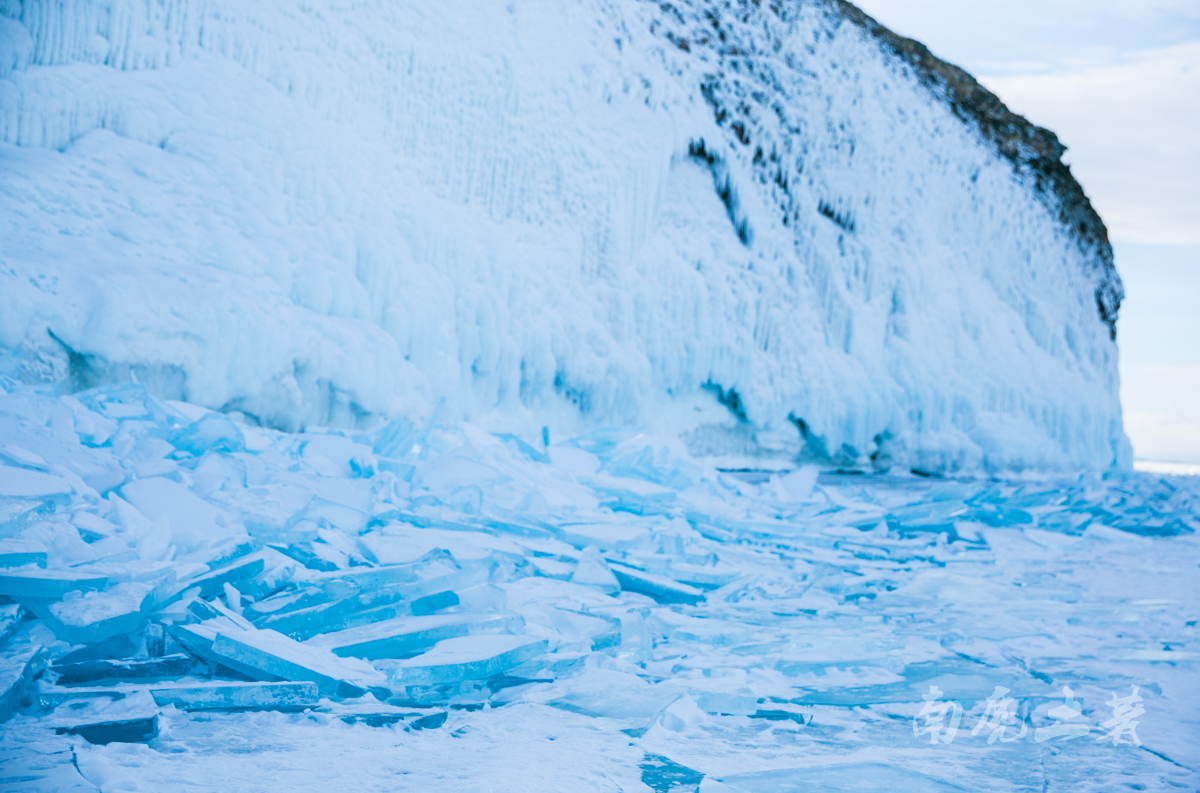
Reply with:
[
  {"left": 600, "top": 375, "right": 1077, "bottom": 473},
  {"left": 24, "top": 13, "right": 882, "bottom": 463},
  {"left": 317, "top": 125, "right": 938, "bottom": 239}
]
[{"left": 0, "top": 378, "right": 1197, "bottom": 792}]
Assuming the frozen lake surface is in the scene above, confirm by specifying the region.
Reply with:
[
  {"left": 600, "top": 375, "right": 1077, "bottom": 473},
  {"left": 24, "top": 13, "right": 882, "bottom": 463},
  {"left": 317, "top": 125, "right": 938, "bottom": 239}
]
[{"left": 0, "top": 379, "right": 1197, "bottom": 792}]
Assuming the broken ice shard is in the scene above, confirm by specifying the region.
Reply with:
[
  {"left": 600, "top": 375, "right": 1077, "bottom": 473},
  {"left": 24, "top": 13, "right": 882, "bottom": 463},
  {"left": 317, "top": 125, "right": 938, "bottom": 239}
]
[
  {"left": 52, "top": 654, "right": 192, "bottom": 685},
  {"left": 253, "top": 564, "right": 490, "bottom": 639},
  {"left": 1, "top": 642, "right": 48, "bottom": 721},
  {"left": 170, "top": 621, "right": 282, "bottom": 682},
  {"left": 149, "top": 681, "right": 318, "bottom": 711},
  {"left": 145, "top": 622, "right": 166, "bottom": 657},
  {"left": 121, "top": 476, "right": 243, "bottom": 550},
  {"left": 0, "top": 466, "right": 72, "bottom": 498},
  {"left": 570, "top": 546, "right": 620, "bottom": 595},
  {"left": 387, "top": 635, "right": 547, "bottom": 686},
  {"left": 0, "top": 568, "right": 107, "bottom": 598},
  {"left": 56, "top": 634, "right": 138, "bottom": 666},
  {"left": 24, "top": 580, "right": 166, "bottom": 645},
  {"left": 211, "top": 628, "right": 387, "bottom": 697},
  {"left": 56, "top": 715, "right": 159, "bottom": 746},
  {"left": 529, "top": 557, "right": 574, "bottom": 581},
  {"left": 38, "top": 686, "right": 130, "bottom": 710},
  {"left": 335, "top": 708, "right": 445, "bottom": 729},
  {"left": 169, "top": 413, "right": 246, "bottom": 455},
  {"left": 0, "top": 539, "right": 47, "bottom": 569},
  {"left": 305, "top": 612, "right": 523, "bottom": 660},
  {"left": 166, "top": 552, "right": 266, "bottom": 602},
  {"left": 0, "top": 603, "right": 24, "bottom": 645},
  {"left": 608, "top": 563, "right": 705, "bottom": 605},
  {"left": 188, "top": 593, "right": 255, "bottom": 631},
  {"left": 0, "top": 497, "right": 59, "bottom": 539}
]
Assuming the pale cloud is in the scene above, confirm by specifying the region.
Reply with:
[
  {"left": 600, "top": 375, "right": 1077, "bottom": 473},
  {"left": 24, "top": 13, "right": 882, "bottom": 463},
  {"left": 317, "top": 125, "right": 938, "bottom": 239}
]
[
  {"left": 982, "top": 43, "right": 1199, "bottom": 246},
  {"left": 853, "top": 1, "right": 1199, "bottom": 244},
  {"left": 854, "top": 0, "right": 1200, "bottom": 73}
]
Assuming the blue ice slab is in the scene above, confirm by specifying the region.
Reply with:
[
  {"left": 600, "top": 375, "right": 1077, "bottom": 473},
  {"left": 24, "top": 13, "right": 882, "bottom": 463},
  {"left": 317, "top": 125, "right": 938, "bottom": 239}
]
[
  {"left": 254, "top": 564, "right": 491, "bottom": 640},
  {"left": 0, "top": 568, "right": 108, "bottom": 598},
  {"left": 23, "top": 576, "right": 175, "bottom": 645},
  {"left": 166, "top": 552, "right": 266, "bottom": 602},
  {"left": 55, "top": 714, "right": 159, "bottom": 746},
  {"left": 558, "top": 523, "right": 649, "bottom": 552},
  {"left": 693, "top": 691, "right": 759, "bottom": 716},
  {"left": 38, "top": 686, "right": 130, "bottom": 710},
  {"left": 330, "top": 706, "right": 447, "bottom": 729},
  {"left": 475, "top": 517, "right": 556, "bottom": 541},
  {"left": 608, "top": 563, "right": 705, "bottom": 605},
  {"left": 170, "top": 621, "right": 281, "bottom": 682},
  {"left": 53, "top": 653, "right": 192, "bottom": 684},
  {"left": 569, "top": 547, "right": 619, "bottom": 595},
  {"left": 656, "top": 614, "right": 751, "bottom": 647},
  {"left": 387, "top": 635, "right": 547, "bottom": 686},
  {"left": 630, "top": 556, "right": 739, "bottom": 590},
  {"left": 210, "top": 627, "right": 387, "bottom": 697},
  {"left": 306, "top": 612, "right": 522, "bottom": 660},
  {"left": 493, "top": 433, "right": 550, "bottom": 464},
  {"left": 0, "top": 603, "right": 25, "bottom": 647},
  {"left": 243, "top": 563, "right": 423, "bottom": 624},
  {"left": 230, "top": 483, "right": 317, "bottom": 545},
  {"left": 253, "top": 595, "right": 402, "bottom": 640},
  {"left": 187, "top": 596, "right": 255, "bottom": 631},
  {"left": 604, "top": 445, "right": 699, "bottom": 491},
  {"left": 0, "top": 466, "right": 73, "bottom": 499},
  {"left": 315, "top": 563, "right": 425, "bottom": 592},
  {"left": 243, "top": 579, "right": 360, "bottom": 624},
  {"left": 0, "top": 641, "right": 48, "bottom": 721},
  {"left": 641, "top": 753, "right": 704, "bottom": 792},
  {"left": 592, "top": 486, "right": 677, "bottom": 516},
  {"left": 375, "top": 458, "right": 416, "bottom": 480},
  {"left": 565, "top": 428, "right": 641, "bottom": 458},
  {"left": 0, "top": 496, "right": 60, "bottom": 539},
  {"left": 373, "top": 398, "right": 444, "bottom": 462},
  {"left": 169, "top": 413, "right": 246, "bottom": 455},
  {"left": 0, "top": 732, "right": 99, "bottom": 791},
  {"left": 149, "top": 680, "right": 318, "bottom": 711},
  {"left": 371, "top": 417, "right": 416, "bottom": 459},
  {"left": 713, "top": 762, "right": 969, "bottom": 792},
  {"left": 56, "top": 633, "right": 138, "bottom": 665},
  {"left": 0, "top": 539, "right": 47, "bottom": 569},
  {"left": 183, "top": 538, "right": 263, "bottom": 572},
  {"left": 530, "top": 557, "right": 575, "bottom": 580},
  {"left": 536, "top": 607, "right": 621, "bottom": 651}
]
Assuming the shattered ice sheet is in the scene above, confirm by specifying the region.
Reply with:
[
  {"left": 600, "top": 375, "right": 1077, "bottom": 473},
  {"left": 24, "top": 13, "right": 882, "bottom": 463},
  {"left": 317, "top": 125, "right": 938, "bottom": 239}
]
[{"left": 0, "top": 380, "right": 1197, "bottom": 792}]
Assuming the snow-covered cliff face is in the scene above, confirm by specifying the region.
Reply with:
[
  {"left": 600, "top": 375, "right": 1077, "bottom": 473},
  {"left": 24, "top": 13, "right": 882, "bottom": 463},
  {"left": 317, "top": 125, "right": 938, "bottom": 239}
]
[{"left": 0, "top": 0, "right": 1126, "bottom": 473}]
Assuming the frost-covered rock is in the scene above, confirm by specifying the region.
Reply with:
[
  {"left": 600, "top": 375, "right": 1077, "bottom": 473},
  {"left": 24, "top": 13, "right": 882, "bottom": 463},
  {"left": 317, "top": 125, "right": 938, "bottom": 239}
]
[{"left": 0, "top": 0, "right": 1125, "bottom": 474}]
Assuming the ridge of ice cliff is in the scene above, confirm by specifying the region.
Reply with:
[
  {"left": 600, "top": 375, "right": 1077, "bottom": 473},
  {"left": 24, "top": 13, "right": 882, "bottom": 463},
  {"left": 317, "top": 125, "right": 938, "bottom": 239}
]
[{"left": 0, "top": 0, "right": 1127, "bottom": 473}]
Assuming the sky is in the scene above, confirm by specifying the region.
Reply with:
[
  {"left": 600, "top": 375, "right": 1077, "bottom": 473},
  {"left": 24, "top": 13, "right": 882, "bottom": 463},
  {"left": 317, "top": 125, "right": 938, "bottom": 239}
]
[{"left": 853, "top": 0, "right": 1200, "bottom": 464}]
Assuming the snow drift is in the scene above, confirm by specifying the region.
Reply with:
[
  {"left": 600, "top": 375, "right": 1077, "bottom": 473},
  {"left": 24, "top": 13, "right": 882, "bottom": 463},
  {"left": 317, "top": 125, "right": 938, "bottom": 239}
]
[{"left": 0, "top": 0, "right": 1126, "bottom": 473}]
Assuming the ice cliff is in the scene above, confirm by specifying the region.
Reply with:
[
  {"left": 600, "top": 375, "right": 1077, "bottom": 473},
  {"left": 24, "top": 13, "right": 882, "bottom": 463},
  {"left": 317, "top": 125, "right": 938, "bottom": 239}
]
[{"left": 0, "top": 0, "right": 1126, "bottom": 473}]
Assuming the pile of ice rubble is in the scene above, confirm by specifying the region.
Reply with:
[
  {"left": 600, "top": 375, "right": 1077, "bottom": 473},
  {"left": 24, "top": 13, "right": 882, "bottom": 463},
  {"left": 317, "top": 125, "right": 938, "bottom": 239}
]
[{"left": 0, "top": 377, "right": 1197, "bottom": 791}]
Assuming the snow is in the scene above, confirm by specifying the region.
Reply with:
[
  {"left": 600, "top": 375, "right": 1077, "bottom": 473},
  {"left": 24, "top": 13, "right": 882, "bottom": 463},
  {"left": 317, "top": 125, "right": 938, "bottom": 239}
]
[{"left": 0, "top": 0, "right": 1124, "bottom": 475}]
